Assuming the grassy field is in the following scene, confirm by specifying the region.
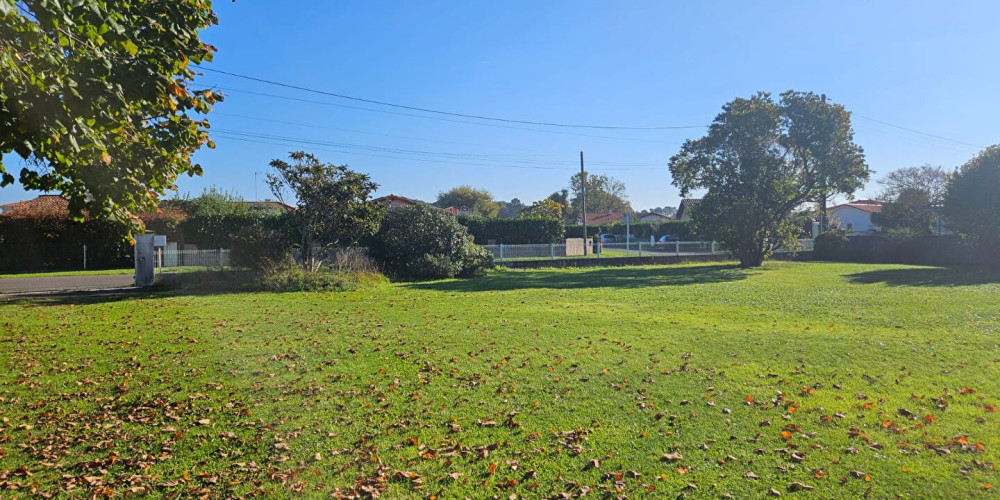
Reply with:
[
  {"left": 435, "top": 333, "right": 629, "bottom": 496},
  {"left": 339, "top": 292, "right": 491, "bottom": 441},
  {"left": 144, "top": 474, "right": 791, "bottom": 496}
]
[{"left": 1, "top": 261, "right": 998, "bottom": 498}]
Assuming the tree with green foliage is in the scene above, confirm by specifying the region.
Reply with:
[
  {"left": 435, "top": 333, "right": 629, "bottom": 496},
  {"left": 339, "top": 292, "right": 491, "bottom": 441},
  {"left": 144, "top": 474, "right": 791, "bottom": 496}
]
[
  {"left": 567, "top": 171, "right": 631, "bottom": 222},
  {"left": 174, "top": 187, "right": 250, "bottom": 217},
  {"left": 433, "top": 185, "right": 499, "bottom": 217},
  {"left": 670, "top": 91, "right": 868, "bottom": 267},
  {"left": 496, "top": 198, "right": 525, "bottom": 219},
  {"left": 870, "top": 188, "right": 934, "bottom": 240},
  {"left": 942, "top": 145, "right": 1000, "bottom": 252},
  {"left": 520, "top": 199, "right": 563, "bottom": 220},
  {"left": 267, "top": 152, "right": 384, "bottom": 271},
  {"left": 780, "top": 91, "right": 869, "bottom": 230},
  {"left": 0, "top": 0, "right": 221, "bottom": 232}
]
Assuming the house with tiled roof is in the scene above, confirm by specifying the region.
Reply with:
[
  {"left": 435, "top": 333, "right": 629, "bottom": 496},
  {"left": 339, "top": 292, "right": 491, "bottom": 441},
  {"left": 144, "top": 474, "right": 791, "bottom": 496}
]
[
  {"left": 580, "top": 211, "right": 627, "bottom": 225},
  {"left": 373, "top": 194, "right": 422, "bottom": 209},
  {"left": 829, "top": 199, "right": 883, "bottom": 235},
  {"left": 0, "top": 195, "right": 69, "bottom": 217},
  {"left": 676, "top": 199, "right": 702, "bottom": 220}
]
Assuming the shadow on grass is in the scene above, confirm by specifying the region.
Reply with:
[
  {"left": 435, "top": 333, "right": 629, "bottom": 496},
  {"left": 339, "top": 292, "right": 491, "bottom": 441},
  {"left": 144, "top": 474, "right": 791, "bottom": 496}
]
[
  {"left": 845, "top": 266, "right": 1000, "bottom": 287},
  {"left": 0, "top": 271, "right": 263, "bottom": 307},
  {"left": 406, "top": 263, "right": 758, "bottom": 292}
]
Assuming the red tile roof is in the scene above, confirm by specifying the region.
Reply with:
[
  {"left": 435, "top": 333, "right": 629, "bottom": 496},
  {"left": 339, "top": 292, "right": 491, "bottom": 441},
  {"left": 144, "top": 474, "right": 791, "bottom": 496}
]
[
  {"left": 373, "top": 194, "right": 422, "bottom": 208},
  {"left": 583, "top": 212, "right": 627, "bottom": 225},
  {"left": 0, "top": 195, "right": 69, "bottom": 216},
  {"left": 832, "top": 200, "right": 883, "bottom": 214}
]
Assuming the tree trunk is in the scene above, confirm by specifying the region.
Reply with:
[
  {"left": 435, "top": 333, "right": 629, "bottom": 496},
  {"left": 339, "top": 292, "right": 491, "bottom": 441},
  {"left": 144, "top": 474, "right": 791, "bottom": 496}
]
[{"left": 819, "top": 190, "right": 829, "bottom": 232}]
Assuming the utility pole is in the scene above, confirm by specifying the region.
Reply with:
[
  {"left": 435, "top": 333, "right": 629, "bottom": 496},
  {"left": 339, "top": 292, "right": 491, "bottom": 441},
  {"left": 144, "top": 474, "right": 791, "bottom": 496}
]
[{"left": 581, "top": 151, "right": 588, "bottom": 256}]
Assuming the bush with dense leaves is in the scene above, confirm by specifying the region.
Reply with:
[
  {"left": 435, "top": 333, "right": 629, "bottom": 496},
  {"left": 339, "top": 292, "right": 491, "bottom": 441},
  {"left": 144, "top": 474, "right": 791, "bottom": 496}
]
[
  {"left": 372, "top": 205, "right": 493, "bottom": 279},
  {"left": 813, "top": 230, "right": 848, "bottom": 260}
]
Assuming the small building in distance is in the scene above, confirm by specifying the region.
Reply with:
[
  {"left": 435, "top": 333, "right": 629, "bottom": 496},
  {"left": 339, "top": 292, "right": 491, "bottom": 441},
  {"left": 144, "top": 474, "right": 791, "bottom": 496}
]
[
  {"left": 676, "top": 199, "right": 702, "bottom": 220},
  {"left": 829, "top": 199, "right": 883, "bottom": 235}
]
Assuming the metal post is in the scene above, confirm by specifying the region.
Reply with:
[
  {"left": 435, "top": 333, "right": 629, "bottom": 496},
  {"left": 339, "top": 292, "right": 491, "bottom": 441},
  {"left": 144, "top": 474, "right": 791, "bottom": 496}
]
[
  {"left": 83, "top": 244, "right": 87, "bottom": 270},
  {"left": 499, "top": 244, "right": 504, "bottom": 262},
  {"left": 638, "top": 241, "right": 642, "bottom": 257},
  {"left": 675, "top": 240, "right": 680, "bottom": 256},
  {"left": 625, "top": 212, "right": 631, "bottom": 256},
  {"left": 550, "top": 243, "right": 555, "bottom": 259},
  {"left": 219, "top": 248, "right": 224, "bottom": 268},
  {"left": 580, "top": 151, "right": 588, "bottom": 256}
]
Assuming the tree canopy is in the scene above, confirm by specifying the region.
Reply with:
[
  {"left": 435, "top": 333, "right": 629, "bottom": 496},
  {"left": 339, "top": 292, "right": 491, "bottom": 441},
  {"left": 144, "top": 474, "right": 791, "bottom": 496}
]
[
  {"left": 567, "top": 171, "right": 631, "bottom": 221},
  {"left": 669, "top": 91, "right": 868, "bottom": 267},
  {"left": 496, "top": 198, "right": 524, "bottom": 219},
  {"left": 433, "top": 185, "right": 499, "bottom": 217},
  {"left": 267, "top": 152, "right": 384, "bottom": 271},
  {"left": 870, "top": 188, "right": 934, "bottom": 239},
  {"left": 519, "top": 199, "right": 563, "bottom": 220},
  {"left": 942, "top": 145, "right": 1000, "bottom": 252},
  {"left": 0, "top": 0, "right": 221, "bottom": 232},
  {"left": 877, "top": 165, "right": 950, "bottom": 204}
]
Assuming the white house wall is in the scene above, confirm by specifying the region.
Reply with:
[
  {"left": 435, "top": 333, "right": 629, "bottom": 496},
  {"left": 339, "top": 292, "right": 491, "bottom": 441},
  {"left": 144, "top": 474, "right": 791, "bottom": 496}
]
[{"left": 830, "top": 206, "right": 877, "bottom": 235}]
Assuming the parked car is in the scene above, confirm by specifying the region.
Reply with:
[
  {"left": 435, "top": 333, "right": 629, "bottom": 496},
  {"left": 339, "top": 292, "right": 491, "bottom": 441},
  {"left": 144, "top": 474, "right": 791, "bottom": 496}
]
[
  {"left": 600, "top": 233, "right": 617, "bottom": 243},
  {"left": 658, "top": 235, "right": 679, "bottom": 243}
]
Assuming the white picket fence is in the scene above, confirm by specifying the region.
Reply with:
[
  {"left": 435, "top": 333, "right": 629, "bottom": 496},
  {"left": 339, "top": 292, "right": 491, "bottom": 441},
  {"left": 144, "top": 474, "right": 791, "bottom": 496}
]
[
  {"left": 150, "top": 239, "right": 814, "bottom": 267},
  {"left": 156, "top": 248, "right": 230, "bottom": 268},
  {"left": 481, "top": 239, "right": 813, "bottom": 262}
]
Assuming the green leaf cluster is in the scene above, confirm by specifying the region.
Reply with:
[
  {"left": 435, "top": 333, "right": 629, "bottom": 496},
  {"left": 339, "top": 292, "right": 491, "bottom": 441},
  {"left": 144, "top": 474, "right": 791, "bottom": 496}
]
[{"left": 0, "top": 0, "right": 220, "bottom": 234}]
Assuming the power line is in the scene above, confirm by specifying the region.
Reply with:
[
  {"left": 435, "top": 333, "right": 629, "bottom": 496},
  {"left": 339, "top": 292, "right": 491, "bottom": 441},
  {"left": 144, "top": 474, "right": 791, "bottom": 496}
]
[
  {"left": 198, "top": 67, "right": 707, "bottom": 131},
  {"left": 211, "top": 122, "right": 664, "bottom": 166},
  {"left": 208, "top": 86, "right": 681, "bottom": 144},
  {"left": 853, "top": 114, "right": 985, "bottom": 149},
  {"left": 210, "top": 130, "right": 665, "bottom": 171}
]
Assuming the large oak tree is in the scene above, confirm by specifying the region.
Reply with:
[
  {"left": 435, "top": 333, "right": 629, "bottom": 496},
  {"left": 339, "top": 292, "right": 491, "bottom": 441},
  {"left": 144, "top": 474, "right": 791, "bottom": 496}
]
[{"left": 669, "top": 91, "right": 868, "bottom": 267}]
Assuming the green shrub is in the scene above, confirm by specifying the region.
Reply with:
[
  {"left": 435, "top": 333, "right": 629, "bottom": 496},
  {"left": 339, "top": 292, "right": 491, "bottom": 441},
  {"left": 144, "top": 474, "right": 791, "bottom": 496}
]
[
  {"left": 254, "top": 267, "right": 354, "bottom": 292},
  {"left": 372, "top": 205, "right": 494, "bottom": 279},
  {"left": 814, "top": 230, "right": 848, "bottom": 260}
]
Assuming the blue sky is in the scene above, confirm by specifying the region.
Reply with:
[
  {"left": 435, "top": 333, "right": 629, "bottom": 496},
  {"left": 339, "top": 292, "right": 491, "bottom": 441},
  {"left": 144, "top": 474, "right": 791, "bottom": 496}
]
[{"left": 3, "top": 0, "right": 997, "bottom": 209}]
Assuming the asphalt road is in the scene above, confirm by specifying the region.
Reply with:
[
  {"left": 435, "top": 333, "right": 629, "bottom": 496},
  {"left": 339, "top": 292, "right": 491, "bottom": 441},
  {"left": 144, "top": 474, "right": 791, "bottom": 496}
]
[{"left": 0, "top": 274, "right": 136, "bottom": 294}]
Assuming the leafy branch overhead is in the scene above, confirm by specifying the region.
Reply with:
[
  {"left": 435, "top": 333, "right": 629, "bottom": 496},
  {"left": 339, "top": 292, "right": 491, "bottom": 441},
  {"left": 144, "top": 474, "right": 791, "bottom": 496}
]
[{"left": 0, "top": 0, "right": 221, "bottom": 231}]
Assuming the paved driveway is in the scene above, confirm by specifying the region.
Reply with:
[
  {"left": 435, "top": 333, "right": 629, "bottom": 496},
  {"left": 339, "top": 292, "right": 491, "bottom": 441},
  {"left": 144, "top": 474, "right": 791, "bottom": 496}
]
[{"left": 0, "top": 274, "right": 136, "bottom": 294}]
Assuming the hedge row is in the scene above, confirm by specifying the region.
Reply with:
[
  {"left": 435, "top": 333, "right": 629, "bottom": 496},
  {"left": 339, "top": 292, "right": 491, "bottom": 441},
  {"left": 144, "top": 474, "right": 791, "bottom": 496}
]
[
  {"left": 563, "top": 220, "right": 694, "bottom": 240},
  {"left": 816, "top": 234, "right": 995, "bottom": 267},
  {"left": 0, "top": 216, "right": 133, "bottom": 272},
  {"left": 456, "top": 216, "right": 564, "bottom": 244},
  {"left": 175, "top": 213, "right": 295, "bottom": 248}
]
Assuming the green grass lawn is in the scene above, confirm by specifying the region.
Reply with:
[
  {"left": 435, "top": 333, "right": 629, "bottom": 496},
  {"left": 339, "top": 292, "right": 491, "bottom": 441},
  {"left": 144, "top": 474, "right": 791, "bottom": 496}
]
[{"left": 1, "top": 261, "right": 998, "bottom": 498}]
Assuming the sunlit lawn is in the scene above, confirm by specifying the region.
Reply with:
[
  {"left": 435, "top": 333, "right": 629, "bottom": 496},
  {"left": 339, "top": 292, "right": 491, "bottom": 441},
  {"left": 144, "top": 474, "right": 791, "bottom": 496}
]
[{"left": 1, "top": 261, "right": 998, "bottom": 498}]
